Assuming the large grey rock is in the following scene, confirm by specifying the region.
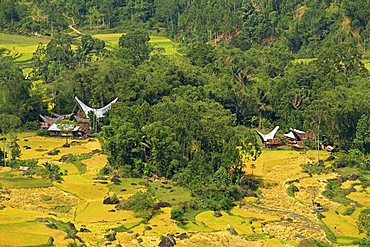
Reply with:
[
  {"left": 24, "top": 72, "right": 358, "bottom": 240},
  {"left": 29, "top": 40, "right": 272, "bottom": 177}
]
[{"left": 158, "top": 234, "right": 176, "bottom": 247}]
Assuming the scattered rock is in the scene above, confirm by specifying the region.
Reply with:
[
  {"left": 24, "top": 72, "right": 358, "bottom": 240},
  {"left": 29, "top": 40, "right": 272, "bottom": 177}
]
[
  {"left": 214, "top": 210, "right": 222, "bottom": 217},
  {"left": 111, "top": 177, "right": 121, "bottom": 185},
  {"left": 335, "top": 162, "right": 347, "bottom": 168},
  {"left": 139, "top": 181, "right": 149, "bottom": 186},
  {"left": 226, "top": 225, "right": 238, "bottom": 235},
  {"left": 103, "top": 196, "right": 119, "bottom": 204},
  {"left": 24, "top": 139, "right": 29, "bottom": 142},
  {"left": 91, "top": 149, "right": 101, "bottom": 154},
  {"left": 47, "top": 149, "right": 60, "bottom": 156},
  {"left": 62, "top": 143, "right": 71, "bottom": 148},
  {"left": 80, "top": 227, "right": 91, "bottom": 232},
  {"left": 348, "top": 174, "right": 359, "bottom": 181},
  {"left": 137, "top": 238, "right": 143, "bottom": 243},
  {"left": 291, "top": 184, "right": 299, "bottom": 192},
  {"left": 120, "top": 188, "right": 127, "bottom": 192},
  {"left": 145, "top": 226, "right": 152, "bottom": 231},
  {"left": 108, "top": 209, "right": 116, "bottom": 212},
  {"left": 104, "top": 231, "right": 116, "bottom": 241},
  {"left": 158, "top": 234, "right": 176, "bottom": 247},
  {"left": 245, "top": 192, "right": 258, "bottom": 197},
  {"left": 131, "top": 183, "right": 137, "bottom": 186},
  {"left": 0, "top": 137, "right": 6, "bottom": 141},
  {"left": 161, "top": 181, "right": 168, "bottom": 185},
  {"left": 70, "top": 141, "right": 80, "bottom": 145},
  {"left": 337, "top": 176, "right": 346, "bottom": 183},
  {"left": 169, "top": 189, "right": 174, "bottom": 192},
  {"left": 349, "top": 187, "right": 357, "bottom": 192},
  {"left": 176, "top": 233, "right": 188, "bottom": 240},
  {"left": 153, "top": 202, "right": 172, "bottom": 210},
  {"left": 67, "top": 222, "right": 76, "bottom": 231},
  {"left": 294, "top": 234, "right": 305, "bottom": 239},
  {"left": 23, "top": 146, "right": 31, "bottom": 150},
  {"left": 45, "top": 222, "right": 58, "bottom": 229}
]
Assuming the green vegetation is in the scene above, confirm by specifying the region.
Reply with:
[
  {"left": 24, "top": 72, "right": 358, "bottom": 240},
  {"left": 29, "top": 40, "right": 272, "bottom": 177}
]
[
  {"left": 322, "top": 179, "right": 355, "bottom": 206},
  {"left": 117, "top": 191, "right": 156, "bottom": 221},
  {"left": 0, "top": 0, "right": 369, "bottom": 245}
]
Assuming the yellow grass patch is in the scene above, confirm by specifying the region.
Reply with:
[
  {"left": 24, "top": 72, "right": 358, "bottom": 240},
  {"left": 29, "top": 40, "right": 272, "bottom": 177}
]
[
  {"left": 244, "top": 150, "right": 328, "bottom": 182},
  {"left": 322, "top": 209, "right": 364, "bottom": 238},
  {"left": 75, "top": 201, "right": 140, "bottom": 224},
  {"left": 177, "top": 232, "right": 265, "bottom": 247},
  {"left": 15, "top": 132, "right": 101, "bottom": 161},
  {"left": 195, "top": 211, "right": 254, "bottom": 235},
  {"left": 347, "top": 191, "right": 370, "bottom": 207},
  {"left": 0, "top": 220, "right": 72, "bottom": 246},
  {"left": 5, "top": 187, "right": 78, "bottom": 213},
  {"left": 81, "top": 154, "right": 108, "bottom": 174},
  {"left": 142, "top": 208, "right": 184, "bottom": 236},
  {"left": 231, "top": 207, "right": 280, "bottom": 222},
  {"left": 54, "top": 174, "right": 108, "bottom": 200}
]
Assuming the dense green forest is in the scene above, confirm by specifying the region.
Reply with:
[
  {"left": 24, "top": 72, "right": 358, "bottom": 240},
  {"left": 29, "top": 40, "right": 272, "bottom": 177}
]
[
  {"left": 1, "top": 0, "right": 370, "bottom": 54},
  {"left": 0, "top": 0, "right": 369, "bottom": 213}
]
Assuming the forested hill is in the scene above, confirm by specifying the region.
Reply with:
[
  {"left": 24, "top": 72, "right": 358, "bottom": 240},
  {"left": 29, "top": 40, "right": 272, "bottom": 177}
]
[{"left": 1, "top": 0, "right": 370, "bottom": 55}]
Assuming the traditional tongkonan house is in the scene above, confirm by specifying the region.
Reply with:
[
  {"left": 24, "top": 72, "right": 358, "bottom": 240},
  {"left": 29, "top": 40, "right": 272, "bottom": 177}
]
[{"left": 255, "top": 126, "right": 281, "bottom": 147}]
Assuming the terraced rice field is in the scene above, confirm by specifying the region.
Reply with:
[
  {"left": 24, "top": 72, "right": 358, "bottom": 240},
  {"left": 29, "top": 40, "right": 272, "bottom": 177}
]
[
  {"left": 0, "top": 133, "right": 368, "bottom": 246},
  {"left": 92, "top": 33, "right": 176, "bottom": 55}
]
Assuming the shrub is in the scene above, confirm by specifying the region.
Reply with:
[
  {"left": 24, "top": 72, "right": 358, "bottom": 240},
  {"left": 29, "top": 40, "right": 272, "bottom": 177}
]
[
  {"left": 357, "top": 209, "right": 370, "bottom": 236},
  {"left": 287, "top": 184, "right": 299, "bottom": 197},
  {"left": 343, "top": 206, "right": 356, "bottom": 216},
  {"left": 171, "top": 208, "right": 184, "bottom": 226},
  {"left": 302, "top": 161, "right": 329, "bottom": 175},
  {"left": 36, "top": 129, "right": 49, "bottom": 136},
  {"left": 23, "top": 121, "right": 40, "bottom": 131},
  {"left": 117, "top": 191, "right": 156, "bottom": 221}
]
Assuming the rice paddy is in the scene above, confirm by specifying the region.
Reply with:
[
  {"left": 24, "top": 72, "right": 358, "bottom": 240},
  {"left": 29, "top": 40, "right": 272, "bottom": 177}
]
[{"left": 0, "top": 133, "right": 368, "bottom": 246}]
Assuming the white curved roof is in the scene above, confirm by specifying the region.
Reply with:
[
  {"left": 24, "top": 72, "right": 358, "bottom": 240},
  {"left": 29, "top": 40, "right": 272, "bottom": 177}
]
[
  {"left": 75, "top": 97, "right": 118, "bottom": 119},
  {"left": 256, "top": 126, "right": 279, "bottom": 142}
]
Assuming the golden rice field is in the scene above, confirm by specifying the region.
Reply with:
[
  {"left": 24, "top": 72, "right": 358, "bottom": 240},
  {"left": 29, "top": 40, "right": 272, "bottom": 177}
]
[{"left": 0, "top": 133, "right": 368, "bottom": 246}]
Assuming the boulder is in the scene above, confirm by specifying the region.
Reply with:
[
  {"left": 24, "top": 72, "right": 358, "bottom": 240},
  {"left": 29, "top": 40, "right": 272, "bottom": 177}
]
[
  {"left": 349, "top": 187, "right": 357, "bottom": 192},
  {"left": 145, "top": 225, "right": 152, "bottom": 231},
  {"left": 337, "top": 176, "right": 346, "bottom": 183},
  {"left": 67, "top": 222, "right": 76, "bottom": 231},
  {"left": 103, "top": 196, "right": 119, "bottom": 204},
  {"left": 158, "top": 234, "right": 176, "bottom": 247},
  {"left": 111, "top": 177, "right": 121, "bottom": 185},
  {"left": 59, "top": 155, "right": 69, "bottom": 162},
  {"left": 139, "top": 181, "right": 149, "bottom": 186},
  {"left": 45, "top": 222, "right": 58, "bottom": 229},
  {"left": 176, "top": 233, "right": 188, "bottom": 240},
  {"left": 153, "top": 202, "right": 172, "bottom": 210},
  {"left": 47, "top": 149, "right": 60, "bottom": 156},
  {"left": 214, "top": 210, "right": 222, "bottom": 217},
  {"left": 226, "top": 225, "right": 238, "bottom": 235},
  {"left": 80, "top": 227, "right": 91, "bottom": 232},
  {"left": 348, "top": 174, "right": 359, "bottom": 181},
  {"left": 62, "top": 143, "right": 70, "bottom": 148}
]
